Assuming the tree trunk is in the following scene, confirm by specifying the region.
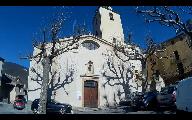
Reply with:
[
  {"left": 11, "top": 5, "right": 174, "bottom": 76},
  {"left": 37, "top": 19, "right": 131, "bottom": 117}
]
[
  {"left": 150, "top": 79, "right": 156, "bottom": 92},
  {"left": 39, "top": 57, "right": 50, "bottom": 114},
  {"left": 123, "top": 85, "right": 130, "bottom": 100}
]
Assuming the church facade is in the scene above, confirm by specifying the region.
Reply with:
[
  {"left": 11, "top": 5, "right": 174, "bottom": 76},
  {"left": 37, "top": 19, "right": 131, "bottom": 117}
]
[{"left": 28, "top": 6, "right": 143, "bottom": 108}]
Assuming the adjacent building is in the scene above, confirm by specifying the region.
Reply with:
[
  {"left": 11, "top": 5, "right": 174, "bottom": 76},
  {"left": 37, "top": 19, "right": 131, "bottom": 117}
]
[
  {"left": 0, "top": 58, "right": 28, "bottom": 103},
  {"left": 146, "top": 33, "right": 192, "bottom": 91},
  {"left": 0, "top": 57, "right": 5, "bottom": 99}
]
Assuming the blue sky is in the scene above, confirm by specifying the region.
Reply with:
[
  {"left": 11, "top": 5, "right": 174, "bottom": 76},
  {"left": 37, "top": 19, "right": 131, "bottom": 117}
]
[{"left": 0, "top": 6, "right": 188, "bottom": 68}]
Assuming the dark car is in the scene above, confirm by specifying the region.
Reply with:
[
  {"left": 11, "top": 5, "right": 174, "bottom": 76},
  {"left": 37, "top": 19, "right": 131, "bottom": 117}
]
[
  {"left": 157, "top": 85, "right": 177, "bottom": 109},
  {"left": 31, "top": 99, "right": 73, "bottom": 114},
  {"left": 15, "top": 95, "right": 27, "bottom": 103},
  {"left": 119, "top": 99, "right": 132, "bottom": 106},
  {"left": 142, "top": 91, "right": 159, "bottom": 110},
  {"left": 132, "top": 92, "right": 145, "bottom": 111},
  {"left": 13, "top": 99, "right": 25, "bottom": 110}
]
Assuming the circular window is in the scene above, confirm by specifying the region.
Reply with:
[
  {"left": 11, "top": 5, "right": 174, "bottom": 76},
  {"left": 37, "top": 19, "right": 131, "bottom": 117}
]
[{"left": 82, "top": 40, "right": 100, "bottom": 50}]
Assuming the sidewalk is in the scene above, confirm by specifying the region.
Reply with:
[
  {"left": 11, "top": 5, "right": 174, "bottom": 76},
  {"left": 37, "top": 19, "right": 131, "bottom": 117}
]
[
  {"left": 0, "top": 102, "right": 33, "bottom": 114},
  {"left": 72, "top": 106, "right": 132, "bottom": 114},
  {"left": 72, "top": 106, "right": 101, "bottom": 112}
]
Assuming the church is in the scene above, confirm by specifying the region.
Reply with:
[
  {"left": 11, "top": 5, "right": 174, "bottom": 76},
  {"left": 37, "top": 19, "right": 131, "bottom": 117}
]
[{"left": 28, "top": 6, "right": 143, "bottom": 108}]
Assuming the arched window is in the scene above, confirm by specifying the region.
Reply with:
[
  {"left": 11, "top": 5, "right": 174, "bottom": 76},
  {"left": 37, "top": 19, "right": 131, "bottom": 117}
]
[{"left": 82, "top": 40, "right": 100, "bottom": 50}]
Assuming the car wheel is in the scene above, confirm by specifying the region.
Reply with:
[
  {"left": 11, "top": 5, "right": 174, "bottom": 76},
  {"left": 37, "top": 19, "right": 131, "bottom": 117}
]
[
  {"left": 71, "top": 110, "right": 74, "bottom": 114},
  {"left": 60, "top": 108, "right": 65, "bottom": 114}
]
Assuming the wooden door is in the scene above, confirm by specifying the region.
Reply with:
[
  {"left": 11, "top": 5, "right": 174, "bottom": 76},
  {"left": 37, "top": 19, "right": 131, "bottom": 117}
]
[{"left": 84, "top": 80, "right": 98, "bottom": 108}]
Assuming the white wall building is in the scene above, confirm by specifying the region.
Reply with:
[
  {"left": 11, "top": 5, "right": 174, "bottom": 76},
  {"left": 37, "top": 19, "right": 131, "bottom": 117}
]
[
  {"left": 0, "top": 57, "right": 4, "bottom": 79},
  {"left": 0, "top": 57, "right": 4, "bottom": 90},
  {"left": 28, "top": 6, "right": 143, "bottom": 108}
]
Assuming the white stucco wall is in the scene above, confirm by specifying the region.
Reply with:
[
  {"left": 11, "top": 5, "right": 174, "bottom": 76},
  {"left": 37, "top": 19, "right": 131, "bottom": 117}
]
[
  {"left": 0, "top": 61, "right": 3, "bottom": 77},
  {"left": 50, "top": 36, "right": 117, "bottom": 107},
  {"left": 156, "top": 75, "right": 165, "bottom": 92},
  {"left": 28, "top": 35, "right": 143, "bottom": 108},
  {"left": 27, "top": 47, "right": 43, "bottom": 101},
  {"left": 94, "top": 7, "right": 124, "bottom": 44},
  {"left": 10, "top": 88, "right": 16, "bottom": 103}
]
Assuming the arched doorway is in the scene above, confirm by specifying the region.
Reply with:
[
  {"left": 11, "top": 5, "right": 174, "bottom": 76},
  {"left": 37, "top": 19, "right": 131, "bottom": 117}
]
[{"left": 84, "top": 80, "right": 98, "bottom": 108}]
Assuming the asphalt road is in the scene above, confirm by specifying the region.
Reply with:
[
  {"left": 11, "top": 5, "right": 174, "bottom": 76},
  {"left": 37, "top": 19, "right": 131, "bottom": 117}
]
[
  {"left": 0, "top": 102, "right": 175, "bottom": 114},
  {"left": 72, "top": 106, "right": 176, "bottom": 114},
  {"left": 0, "top": 102, "right": 33, "bottom": 114}
]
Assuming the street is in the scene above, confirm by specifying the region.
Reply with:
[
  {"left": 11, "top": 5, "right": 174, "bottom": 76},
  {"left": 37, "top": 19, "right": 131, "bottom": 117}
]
[
  {"left": 0, "top": 102, "right": 175, "bottom": 114},
  {"left": 73, "top": 106, "right": 176, "bottom": 114},
  {"left": 0, "top": 102, "right": 33, "bottom": 114}
]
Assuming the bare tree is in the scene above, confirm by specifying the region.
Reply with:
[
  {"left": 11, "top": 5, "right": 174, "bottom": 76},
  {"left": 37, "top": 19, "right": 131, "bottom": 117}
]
[
  {"left": 112, "top": 34, "right": 151, "bottom": 92},
  {"left": 143, "top": 35, "right": 158, "bottom": 91},
  {"left": 136, "top": 6, "right": 190, "bottom": 81},
  {"left": 22, "top": 9, "right": 80, "bottom": 114},
  {"left": 73, "top": 23, "right": 89, "bottom": 37},
  {"left": 125, "top": 32, "right": 133, "bottom": 44},
  {"left": 29, "top": 63, "right": 75, "bottom": 98},
  {"left": 111, "top": 33, "right": 160, "bottom": 93},
  {"left": 136, "top": 6, "right": 192, "bottom": 47},
  {"left": 102, "top": 49, "right": 142, "bottom": 102}
]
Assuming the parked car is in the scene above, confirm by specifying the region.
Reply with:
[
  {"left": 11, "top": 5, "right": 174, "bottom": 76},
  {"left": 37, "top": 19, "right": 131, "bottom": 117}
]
[
  {"left": 157, "top": 85, "right": 177, "bottom": 109},
  {"left": 176, "top": 77, "right": 192, "bottom": 113},
  {"left": 13, "top": 99, "right": 25, "bottom": 110},
  {"left": 119, "top": 93, "right": 136, "bottom": 107},
  {"left": 119, "top": 99, "right": 132, "bottom": 106},
  {"left": 142, "top": 91, "right": 159, "bottom": 110},
  {"left": 15, "top": 95, "right": 27, "bottom": 103},
  {"left": 31, "top": 99, "right": 73, "bottom": 114},
  {"left": 132, "top": 92, "right": 145, "bottom": 111}
]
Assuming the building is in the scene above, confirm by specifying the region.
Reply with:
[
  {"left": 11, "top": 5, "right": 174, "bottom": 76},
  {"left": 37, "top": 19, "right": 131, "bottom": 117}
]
[
  {"left": 28, "top": 6, "right": 143, "bottom": 108},
  {"left": 145, "top": 52, "right": 165, "bottom": 92},
  {"left": 146, "top": 33, "right": 192, "bottom": 90},
  {"left": 0, "top": 57, "right": 5, "bottom": 84},
  {"left": 0, "top": 58, "right": 28, "bottom": 103}
]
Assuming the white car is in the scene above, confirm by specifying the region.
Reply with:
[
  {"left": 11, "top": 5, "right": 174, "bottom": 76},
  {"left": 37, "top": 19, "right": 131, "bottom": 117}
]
[{"left": 176, "top": 77, "right": 192, "bottom": 112}]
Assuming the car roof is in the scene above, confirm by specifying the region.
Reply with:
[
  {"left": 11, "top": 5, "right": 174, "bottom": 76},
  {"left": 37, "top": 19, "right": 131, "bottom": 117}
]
[
  {"left": 34, "top": 99, "right": 71, "bottom": 105},
  {"left": 162, "top": 85, "right": 177, "bottom": 89},
  {"left": 15, "top": 99, "right": 24, "bottom": 101}
]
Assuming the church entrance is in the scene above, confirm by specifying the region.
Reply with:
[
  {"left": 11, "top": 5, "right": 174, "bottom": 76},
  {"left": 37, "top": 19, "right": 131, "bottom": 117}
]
[{"left": 84, "top": 80, "right": 98, "bottom": 108}]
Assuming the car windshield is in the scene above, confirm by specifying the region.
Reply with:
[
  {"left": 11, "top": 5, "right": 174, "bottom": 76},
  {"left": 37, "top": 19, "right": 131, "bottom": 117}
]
[
  {"left": 16, "top": 100, "right": 23, "bottom": 102},
  {"left": 36, "top": 99, "right": 60, "bottom": 104},
  {"left": 144, "top": 92, "right": 155, "bottom": 97},
  {"left": 161, "top": 86, "right": 176, "bottom": 94},
  {"left": 161, "top": 87, "right": 168, "bottom": 94},
  {"left": 49, "top": 99, "right": 60, "bottom": 104}
]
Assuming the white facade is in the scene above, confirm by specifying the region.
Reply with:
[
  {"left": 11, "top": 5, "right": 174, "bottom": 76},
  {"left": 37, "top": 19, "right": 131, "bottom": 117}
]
[
  {"left": 155, "top": 75, "right": 165, "bottom": 92},
  {"left": 93, "top": 6, "right": 124, "bottom": 44},
  {"left": 28, "top": 7, "right": 143, "bottom": 108},
  {"left": 0, "top": 60, "right": 3, "bottom": 77}
]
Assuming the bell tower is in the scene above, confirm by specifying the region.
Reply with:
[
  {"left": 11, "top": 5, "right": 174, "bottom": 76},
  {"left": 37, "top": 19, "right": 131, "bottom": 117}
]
[{"left": 93, "top": 6, "right": 124, "bottom": 44}]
